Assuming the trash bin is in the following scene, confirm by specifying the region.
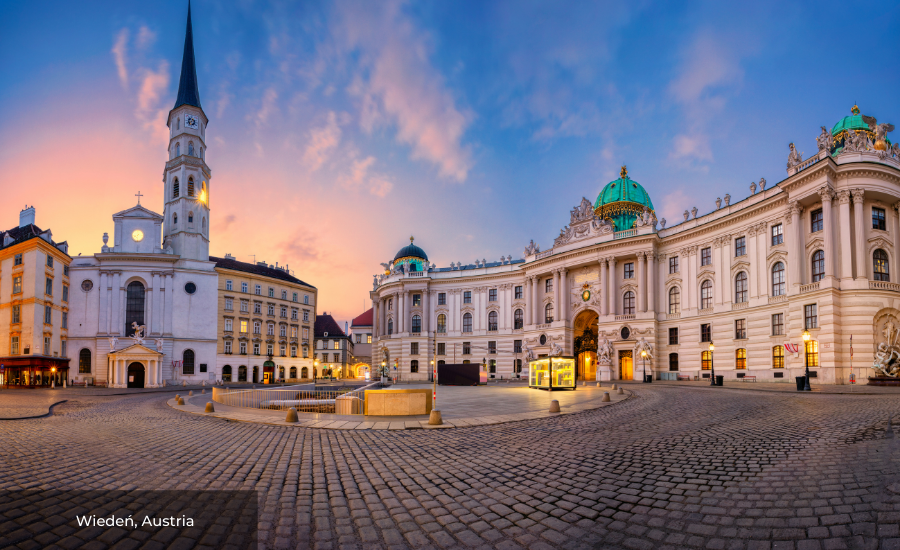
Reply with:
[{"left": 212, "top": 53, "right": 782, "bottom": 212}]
[
  {"left": 795, "top": 376, "right": 806, "bottom": 391},
  {"left": 645, "top": 374, "right": 653, "bottom": 383},
  {"left": 715, "top": 375, "right": 724, "bottom": 386}
]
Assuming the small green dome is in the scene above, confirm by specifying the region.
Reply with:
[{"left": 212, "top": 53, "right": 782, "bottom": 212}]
[
  {"left": 831, "top": 105, "right": 870, "bottom": 136},
  {"left": 594, "top": 166, "right": 654, "bottom": 230}
]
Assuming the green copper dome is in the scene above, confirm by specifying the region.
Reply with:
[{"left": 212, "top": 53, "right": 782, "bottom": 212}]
[
  {"left": 831, "top": 105, "right": 869, "bottom": 136},
  {"left": 594, "top": 166, "right": 655, "bottom": 231}
]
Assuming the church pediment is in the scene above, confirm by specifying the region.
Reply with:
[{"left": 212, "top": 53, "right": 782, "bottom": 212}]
[
  {"left": 112, "top": 204, "right": 164, "bottom": 221},
  {"left": 109, "top": 343, "right": 163, "bottom": 357}
]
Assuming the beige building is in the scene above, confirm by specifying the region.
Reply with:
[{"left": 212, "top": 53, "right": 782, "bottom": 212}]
[
  {"left": 350, "top": 308, "right": 373, "bottom": 378},
  {"left": 212, "top": 254, "right": 317, "bottom": 383},
  {"left": 0, "top": 207, "right": 72, "bottom": 386}
]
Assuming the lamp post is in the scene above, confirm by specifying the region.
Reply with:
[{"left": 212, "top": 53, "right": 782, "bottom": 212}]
[
  {"left": 381, "top": 360, "right": 386, "bottom": 386},
  {"left": 708, "top": 342, "right": 716, "bottom": 386},
  {"left": 641, "top": 350, "right": 647, "bottom": 383},
  {"left": 313, "top": 359, "right": 319, "bottom": 390},
  {"left": 802, "top": 329, "right": 812, "bottom": 391},
  {"left": 51, "top": 366, "right": 57, "bottom": 389}
]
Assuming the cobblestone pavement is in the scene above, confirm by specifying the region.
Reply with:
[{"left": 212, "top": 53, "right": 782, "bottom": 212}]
[
  {"left": 4, "top": 385, "right": 900, "bottom": 549},
  {"left": 0, "top": 393, "right": 67, "bottom": 419}
]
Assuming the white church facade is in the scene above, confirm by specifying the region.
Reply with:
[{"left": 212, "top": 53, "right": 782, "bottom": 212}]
[
  {"left": 65, "top": 4, "right": 218, "bottom": 387},
  {"left": 371, "top": 106, "right": 900, "bottom": 385}
]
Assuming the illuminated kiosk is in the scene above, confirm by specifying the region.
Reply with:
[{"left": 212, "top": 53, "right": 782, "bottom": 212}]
[{"left": 528, "top": 357, "right": 577, "bottom": 391}]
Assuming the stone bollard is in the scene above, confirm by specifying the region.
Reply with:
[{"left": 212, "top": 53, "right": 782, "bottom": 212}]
[
  {"left": 175, "top": 394, "right": 180, "bottom": 400},
  {"left": 176, "top": 397, "right": 185, "bottom": 406},
  {"left": 602, "top": 392, "right": 611, "bottom": 402},
  {"left": 204, "top": 402, "right": 215, "bottom": 413},
  {"left": 285, "top": 407, "right": 299, "bottom": 423},
  {"left": 188, "top": 390, "right": 193, "bottom": 396},
  {"left": 549, "top": 400, "right": 561, "bottom": 413},
  {"left": 182, "top": 381, "right": 187, "bottom": 387},
  {"left": 51, "top": 380, "right": 56, "bottom": 389},
  {"left": 612, "top": 384, "right": 618, "bottom": 390},
  {"left": 63, "top": 379, "right": 67, "bottom": 388},
  {"left": 201, "top": 389, "right": 205, "bottom": 394},
  {"left": 596, "top": 382, "right": 601, "bottom": 387},
  {"left": 617, "top": 387, "right": 624, "bottom": 395},
  {"left": 429, "top": 410, "right": 443, "bottom": 425}
]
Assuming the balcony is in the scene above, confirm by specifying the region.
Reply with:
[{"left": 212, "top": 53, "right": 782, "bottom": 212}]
[
  {"left": 698, "top": 307, "right": 714, "bottom": 315},
  {"left": 666, "top": 313, "right": 681, "bottom": 320},
  {"left": 615, "top": 314, "right": 636, "bottom": 321},
  {"left": 768, "top": 294, "right": 787, "bottom": 304},
  {"left": 800, "top": 282, "right": 820, "bottom": 294},
  {"left": 614, "top": 229, "right": 637, "bottom": 239},
  {"left": 870, "top": 281, "right": 900, "bottom": 291},
  {"left": 732, "top": 301, "right": 749, "bottom": 311},
  {"left": 535, "top": 249, "right": 554, "bottom": 260}
]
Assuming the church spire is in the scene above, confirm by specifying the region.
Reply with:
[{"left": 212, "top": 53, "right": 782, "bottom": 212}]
[{"left": 173, "top": 1, "right": 201, "bottom": 110}]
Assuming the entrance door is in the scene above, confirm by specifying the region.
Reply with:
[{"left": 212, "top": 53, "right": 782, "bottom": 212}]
[
  {"left": 263, "top": 372, "right": 271, "bottom": 384},
  {"left": 619, "top": 351, "right": 633, "bottom": 380},
  {"left": 127, "top": 362, "right": 145, "bottom": 388},
  {"left": 253, "top": 366, "right": 258, "bottom": 383}
]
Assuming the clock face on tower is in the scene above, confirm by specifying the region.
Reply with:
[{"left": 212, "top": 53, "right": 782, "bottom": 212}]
[
  {"left": 132, "top": 229, "right": 144, "bottom": 242},
  {"left": 185, "top": 114, "right": 199, "bottom": 129}
]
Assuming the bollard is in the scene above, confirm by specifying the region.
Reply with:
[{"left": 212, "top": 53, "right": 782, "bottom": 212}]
[
  {"left": 888, "top": 416, "right": 895, "bottom": 439},
  {"left": 204, "top": 402, "right": 215, "bottom": 413},
  {"left": 285, "top": 407, "right": 299, "bottom": 423},
  {"left": 429, "top": 410, "right": 443, "bottom": 425},
  {"left": 201, "top": 389, "right": 205, "bottom": 394},
  {"left": 612, "top": 384, "right": 618, "bottom": 390},
  {"left": 175, "top": 394, "right": 180, "bottom": 400},
  {"left": 617, "top": 387, "right": 624, "bottom": 395},
  {"left": 63, "top": 379, "right": 67, "bottom": 388},
  {"left": 51, "top": 380, "right": 55, "bottom": 389},
  {"left": 596, "top": 382, "right": 601, "bottom": 387},
  {"left": 549, "top": 400, "right": 561, "bottom": 413},
  {"left": 176, "top": 397, "right": 185, "bottom": 406},
  {"left": 182, "top": 381, "right": 187, "bottom": 387},
  {"left": 188, "top": 390, "right": 193, "bottom": 396},
  {"left": 602, "top": 392, "right": 611, "bottom": 402}
]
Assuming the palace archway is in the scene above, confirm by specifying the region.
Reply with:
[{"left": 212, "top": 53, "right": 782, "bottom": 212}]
[
  {"left": 127, "top": 362, "right": 145, "bottom": 388},
  {"left": 573, "top": 309, "right": 599, "bottom": 381}
]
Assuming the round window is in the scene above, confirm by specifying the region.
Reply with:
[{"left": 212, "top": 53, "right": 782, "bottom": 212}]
[
  {"left": 620, "top": 327, "right": 631, "bottom": 340},
  {"left": 184, "top": 282, "right": 197, "bottom": 294},
  {"left": 81, "top": 279, "right": 93, "bottom": 292},
  {"left": 539, "top": 334, "right": 547, "bottom": 345}
]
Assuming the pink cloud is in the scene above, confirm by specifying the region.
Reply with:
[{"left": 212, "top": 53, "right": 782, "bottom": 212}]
[
  {"left": 302, "top": 111, "right": 342, "bottom": 171},
  {"left": 112, "top": 29, "right": 129, "bottom": 87}
]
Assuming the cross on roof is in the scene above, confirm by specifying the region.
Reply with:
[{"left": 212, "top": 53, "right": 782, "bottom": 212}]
[{"left": 135, "top": 191, "right": 143, "bottom": 205}]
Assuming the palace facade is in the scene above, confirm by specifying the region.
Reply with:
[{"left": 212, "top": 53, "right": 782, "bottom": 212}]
[{"left": 371, "top": 106, "right": 900, "bottom": 384}]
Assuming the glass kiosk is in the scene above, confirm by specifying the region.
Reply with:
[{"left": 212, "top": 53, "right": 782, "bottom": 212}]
[{"left": 528, "top": 357, "right": 576, "bottom": 390}]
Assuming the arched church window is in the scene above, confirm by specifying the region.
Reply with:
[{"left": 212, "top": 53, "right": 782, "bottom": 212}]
[
  {"left": 173, "top": 213, "right": 178, "bottom": 224},
  {"left": 188, "top": 212, "right": 194, "bottom": 224},
  {"left": 182, "top": 350, "right": 195, "bottom": 375},
  {"left": 173, "top": 178, "right": 180, "bottom": 198},
  {"left": 177, "top": 118, "right": 180, "bottom": 130},
  {"left": 79, "top": 348, "right": 91, "bottom": 374},
  {"left": 125, "top": 281, "right": 145, "bottom": 336},
  {"left": 199, "top": 147, "right": 203, "bottom": 159},
  {"left": 188, "top": 141, "right": 195, "bottom": 156},
  {"left": 188, "top": 177, "right": 195, "bottom": 197},
  {"left": 176, "top": 142, "right": 180, "bottom": 156}
]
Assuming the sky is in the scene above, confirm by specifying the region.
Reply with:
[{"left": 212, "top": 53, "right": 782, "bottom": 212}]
[{"left": 1, "top": 1, "right": 899, "bottom": 328}]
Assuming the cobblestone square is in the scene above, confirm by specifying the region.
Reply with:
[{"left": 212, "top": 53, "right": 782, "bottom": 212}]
[{"left": 4, "top": 384, "right": 900, "bottom": 549}]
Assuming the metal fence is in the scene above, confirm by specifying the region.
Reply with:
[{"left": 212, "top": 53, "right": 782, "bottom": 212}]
[{"left": 212, "top": 383, "right": 379, "bottom": 414}]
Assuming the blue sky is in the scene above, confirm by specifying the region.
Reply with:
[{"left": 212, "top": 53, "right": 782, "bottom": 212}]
[{"left": 1, "top": 0, "right": 898, "bottom": 323}]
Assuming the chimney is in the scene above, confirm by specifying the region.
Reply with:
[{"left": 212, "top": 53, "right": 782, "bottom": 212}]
[
  {"left": 225, "top": 253, "right": 235, "bottom": 260},
  {"left": 345, "top": 321, "right": 348, "bottom": 335},
  {"left": 19, "top": 206, "right": 35, "bottom": 228}
]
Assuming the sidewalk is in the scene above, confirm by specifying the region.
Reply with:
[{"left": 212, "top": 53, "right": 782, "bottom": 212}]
[
  {"left": 638, "top": 379, "right": 900, "bottom": 395},
  {"left": 168, "top": 383, "right": 633, "bottom": 430}
]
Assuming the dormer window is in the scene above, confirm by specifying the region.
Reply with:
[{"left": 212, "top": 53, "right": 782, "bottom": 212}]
[{"left": 173, "top": 178, "right": 180, "bottom": 198}]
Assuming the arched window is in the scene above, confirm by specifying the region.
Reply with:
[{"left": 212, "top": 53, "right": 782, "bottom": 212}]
[
  {"left": 463, "top": 313, "right": 473, "bottom": 333},
  {"left": 301, "top": 366, "right": 308, "bottom": 379},
  {"left": 173, "top": 213, "right": 178, "bottom": 224},
  {"left": 222, "top": 365, "right": 232, "bottom": 381},
  {"left": 734, "top": 272, "right": 748, "bottom": 303},
  {"left": 188, "top": 177, "right": 195, "bottom": 197},
  {"left": 668, "top": 287, "right": 681, "bottom": 314},
  {"left": 811, "top": 250, "right": 825, "bottom": 282},
  {"left": 700, "top": 280, "right": 713, "bottom": 309},
  {"left": 623, "top": 291, "right": 635, "bottom": 315},
  {"left": 437, "top": 314, "right": 446, "bottom": 333},
  {"left": 202, "top": 218, "right": 206, "bottom": 232},
  {"left": 238, "top": 365, "right": 247, "bottom": 381},
  {"left": 176, "top": 142, "right": 180, "bottom": 156},
  {"left": 701, "top": 351, "right": 712, "bottom": 370},
  {"left": 668, "top": 352, "right": 678, "bottom": 371},
  {"left": 183, "top": 349, "right": 195, "bottom": 375},
  {"left": 514, "top": 309, "right": 523, "bottom": 329},
  {"left": 78, "top": 348, "right": 91, "bottom": 374},
  {"left": 279, "top": 366, "right": 285, "bottom": 379},
  {"left": 387, "top": 319, "right": 394, "bottom": 335},
  {"left": 188, "top": 141, "right": 195, "bottom": 156},
  {"left": 173, "top": 178, "right": 180, "bottom": 198},
  {"left": 874, "top": 249, "right": 890, "bottom": 281},
  {"left": 735, "top": 348, "right": 747, "bottom": 369},
  {"left": 125, "top": 281, "right": 145, "bottom": 336},
  {"left": 410, "top": 360, "right": 419, "bottom": 373},
  {"left": 771, "top": 262, "right": 786, "bottom": 296},
  {"left": 411, "top": 315, "right": 421, "bottom": 333},
  {"left": 488, "top": 311, "right": 498, "bottom": 331},
  {"left": 772, "top": 346, "right": 784, "bottom": 368},
  {"left": 188, "top": 211, "right": 194, "bottom": 224},
  {"left": 288, "top": 366, "right": 296, "bottom": 379},
  {"left": 545, "top": 303, "right": 554, "bottom": 323}
]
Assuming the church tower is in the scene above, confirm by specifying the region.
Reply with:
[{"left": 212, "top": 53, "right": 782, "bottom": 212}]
[{"left": 162, "top": 2, "right": 210, "bottom": 262}]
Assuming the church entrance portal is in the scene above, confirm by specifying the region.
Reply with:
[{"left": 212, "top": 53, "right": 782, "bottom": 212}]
[
  {"left": 573, "top": 310, "right": 599, "bottom": 381},
  {"left": 127, "top": 362, "right": 145, "bottom": 388},
  {"left": 619, "top": 351, "right": 634, "bottom": 380}
]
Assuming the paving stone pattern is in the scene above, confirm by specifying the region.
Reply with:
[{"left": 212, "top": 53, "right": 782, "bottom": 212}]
[{"left": 3, "top": 386, "right": 900, "bottom": 549}]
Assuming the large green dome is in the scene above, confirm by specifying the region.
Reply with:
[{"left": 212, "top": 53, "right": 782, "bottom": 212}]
[
  {"left": 831, "top": 105, "right": 870, "bottom": 136},
  {"left": 594, "top": 166, "right": 655, "bottom": 231}
]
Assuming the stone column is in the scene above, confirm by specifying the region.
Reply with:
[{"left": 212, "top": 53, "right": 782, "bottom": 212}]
[
  {"left": 788, "top": 201, "right": 803, "bottom": 289},
  {"left": 373, "top": 300, "right": 379, "bottom": 338},
  {"left": 819, "top": 185, "right": 836, "bottom": 278},
  {"left": 610, "top": 258, "right": 618, "bottom": 315},
  {"left": 757, "top": 224, "right": 768, "bottom": 297},
  {"left": 712, "top": 241, "right": 723, "bottom": 305},
  {"left": 399, "top": 291, "right": 406, "bottom": 333},
  {"left": 647, "top": 252, "right": 656, "bottom": 315},
  {"left": 635, "top": 252, "right": 645, "bottom": 313},
  {"left": 559, "top": 269, "right": 568, "bottom": 322},
  {"left": 723, "top": 238, "right": 732, "bottom": 303},
  {"left": 524, "top": 279, "right": 532, "bottom": 326},
  {"left": 852, "top": 189, "right": 866, "bottom": 279},
  {"left": 146, "top": 278, "right": 154, "bottom": 337},
  {"left": 894, "top": 204, "right": 900, "bottom": 281},
  {"left": 474, "top": 289, "right": 481, "bottom": 331},
  {"left": 837, "top": 190, "right": 853, "bottom": 279},
  {"left": 164, "top": 273, "right": 174, "bottom": 336},
  {"left": 99, "top": 271, "right": 109, "bottom": 333},
  {"left": 531, "top": 276, "right": 539, "bottom": 324},
  {"left": 423, "top": 290, "right": 430, "bottom": 334},
  {"left": 681, "top": 249, "right": 693, "bottom": 309},
  {"left": 599, "top": 258, "right": 608, "bottom": 316},
  {"left": 111, "top": 271, "right": 121, "bottom": 335},
  {"left": 748, "top": 228, "right": 759, "bottom": 299},
  {"left": 148, "top": 360, "right": 155, "bottom": 387}
]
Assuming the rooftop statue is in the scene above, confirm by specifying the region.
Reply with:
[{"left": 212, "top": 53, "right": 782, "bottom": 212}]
[
  {"left": 787, "top": 142, "right": 803, "bottom": 168},
  {"left": 862, "top": 115, "right": 895, "bottom": 151},
  {"left": 524, "top": 239, "right": 540, "bottom": 256},
  {"left": 816, "top": 126, "right": 834, "bottom": 152}
]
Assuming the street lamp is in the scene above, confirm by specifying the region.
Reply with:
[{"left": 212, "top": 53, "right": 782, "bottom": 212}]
[
  {"left": 708, "top": 342, "right": 716, "bottom": 386},
  {"left": 381, "top": 360, "right": 386, "bottom": 386},
  {"left": 313, "top": 359, "right": 319, "bottom": 389},
  {"left": 640, "top": 349, "right": 647, "bottom": 383},
  {"left": 802, "top": 329, "right": 812, "bottom": 391}
]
